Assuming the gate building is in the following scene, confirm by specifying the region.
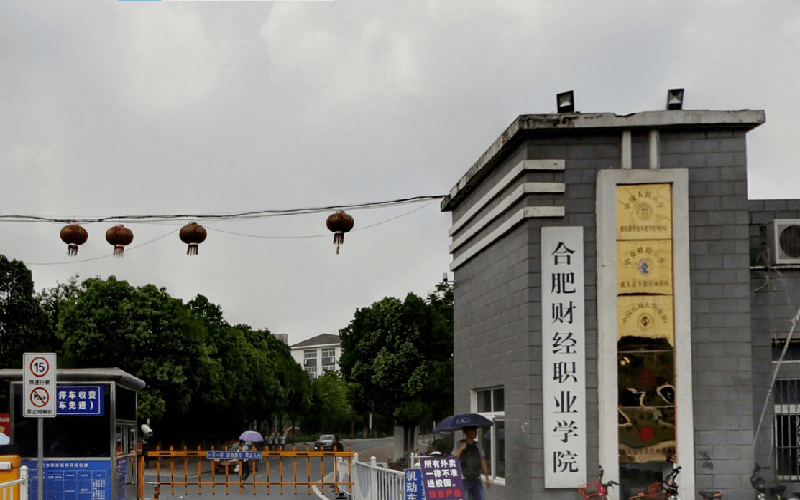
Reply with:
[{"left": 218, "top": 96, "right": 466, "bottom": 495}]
[{"left": 441, "top": 108, "right": 800, "bottom": 500}]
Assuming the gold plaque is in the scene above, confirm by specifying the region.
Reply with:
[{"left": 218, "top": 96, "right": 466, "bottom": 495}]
[
  {"left": 617, "top": 295, "right": 674, "bottom": 349},
  {"left": 618, "top": 352, "right": 675, "bottom": 407},
  {"left": 617, "top": 240, "right": 673, "bottom": 295},
  {"left": 616, "top": 184, "right": 672, "bottom": 241},
  {"left": 619, "top": 407, "right": 675, "bottom": 463}
]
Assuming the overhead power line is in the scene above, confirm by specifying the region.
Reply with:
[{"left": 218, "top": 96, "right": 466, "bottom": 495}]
[
  {"left": 0, "top": 196, "right": 445, "bottom": 224},
  {"left": 22, "top": 197, "right": 443, "bottom": 266}
]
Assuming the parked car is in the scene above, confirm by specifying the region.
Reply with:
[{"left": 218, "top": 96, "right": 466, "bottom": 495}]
[
  {"left": 213, "top": 441, "right": 240, "bottom": 474},
  {"left": 314, "top": 434, "right": 343, "bottom": 451}
]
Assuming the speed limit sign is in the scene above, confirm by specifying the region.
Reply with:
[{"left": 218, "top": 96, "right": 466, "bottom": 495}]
[{"left": 23, "top": 353, "right": 57, "bottom": 417}]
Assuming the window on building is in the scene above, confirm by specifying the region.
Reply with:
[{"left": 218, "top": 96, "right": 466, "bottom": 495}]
[
  {"left": 775, "top": 379, "right": 800, "bottom": 479},
  {"left": 474, "top": 387, "right": 505, "bottom": 481},
  {"left": 303, "top": 349, "right": 318, "bottom": 378},
  {"left": 321, "top": 347, "right": 336, "bottom": 372}
]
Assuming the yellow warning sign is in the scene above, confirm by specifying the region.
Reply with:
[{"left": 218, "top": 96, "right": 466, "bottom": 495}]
[
  {"left": 616, "top": 184, "right": 672, "bottom": 241},
  {"left": 617, "top": 240, "right": 673, "bottom": 295}
]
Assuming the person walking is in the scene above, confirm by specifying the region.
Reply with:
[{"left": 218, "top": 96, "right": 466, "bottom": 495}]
[
  {"left": 240, "top": 441, "right": 252, "bottom": 481},
  {"left": 452, "top": 426, "right": 491, "bottom": 500}
]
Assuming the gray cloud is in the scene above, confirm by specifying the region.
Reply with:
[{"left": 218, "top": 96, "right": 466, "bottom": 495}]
[{"left": 1, "top": 0, "right": 797, "bottom": 342}]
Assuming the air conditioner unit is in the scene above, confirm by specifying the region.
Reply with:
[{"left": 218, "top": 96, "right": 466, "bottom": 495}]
[{"left": 767, "top": 219, "right": 800, "bottom": 265}]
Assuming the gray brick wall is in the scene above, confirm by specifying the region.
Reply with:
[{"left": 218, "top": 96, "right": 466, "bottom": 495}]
[
  {"left": 748, "top": 200, "right": 800, "bottom": 482},
  {"left": 448, "top": 126, "right": 760, "bottom": 500}
]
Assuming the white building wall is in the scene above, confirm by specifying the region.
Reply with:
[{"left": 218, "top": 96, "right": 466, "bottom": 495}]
[{"left": 289, "top": 343, "right": 342, "bottom": 379}]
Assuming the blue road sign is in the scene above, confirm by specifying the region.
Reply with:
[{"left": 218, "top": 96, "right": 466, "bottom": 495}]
[{"left": 56, "top": 386, "right": 104, "bottom": 416}]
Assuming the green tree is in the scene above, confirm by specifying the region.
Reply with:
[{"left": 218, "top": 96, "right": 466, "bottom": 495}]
[
  {"left": 232, "top": 323, "right": 285, "bottom": 430},
  {"left": 272, "top": 340, "right": 311, "bottom": 442},
  {"left": 311, "top": 371, "right": 355, "bottom": 435},
  {"left": 185, "top": 297, "right": 285, "bottom": 441},
  {"left": 339, "top": 283, "right": 454, "bottom": 451},
  {"left": 0, "top": 255, "right": 56, "bottom": 368},
  {"left": 57, "top": 276, "right": 207, "bottom": 421}
]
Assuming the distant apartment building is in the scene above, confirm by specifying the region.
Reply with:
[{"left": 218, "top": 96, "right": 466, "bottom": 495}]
[{"left": 289, "top": 334, "right": 342, "bottom": 379}]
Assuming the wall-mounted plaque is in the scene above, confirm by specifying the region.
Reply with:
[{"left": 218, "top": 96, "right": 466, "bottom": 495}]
[
  {"left": 617, "top": 240, "right": 673, "bottom": 295},
  {"left": 616, "top": 184, "right": 672, "bottom": 241}
]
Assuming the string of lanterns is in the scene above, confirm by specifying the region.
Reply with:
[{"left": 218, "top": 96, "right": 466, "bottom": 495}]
[{"left": 58, "top": 211, "right": 356, "bottom": 257}]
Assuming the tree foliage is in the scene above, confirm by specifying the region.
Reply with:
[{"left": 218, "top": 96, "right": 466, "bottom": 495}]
[
  {"left": 36, "top": 274, "right": 302, "bottom": 443},
  {"left": 338, "top": 283, "right": 454, "bottom": 431},
  {"left": 0, "top": 255, "right": 55, "bottom": 368},
  {"left": 0, "top": 255, "right": 452, "bottom": 446},
  {"left": 57, "top": 277, "right": 207, "bottom": 420},
  {"left": 307, "top": 371, "right": 355, "bottom": 435}
]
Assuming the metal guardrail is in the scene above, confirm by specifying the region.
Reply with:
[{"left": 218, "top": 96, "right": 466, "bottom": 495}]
[
  {"left": 138, "top": 445, "right": 354, "bottom": 498},
  {"left": 0, "top": 465, "right": 28, "bottom": 500},
  {"left": 338, "top": 453, "right": 413, "bottom": 500}
]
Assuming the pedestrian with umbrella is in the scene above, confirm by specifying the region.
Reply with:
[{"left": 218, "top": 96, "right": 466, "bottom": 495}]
[
  {"left": 437, "top": 414, "right": 493, "bottom": 500},
  {"left": 238, "top": 430, "right": 263, "bottom": 482}
]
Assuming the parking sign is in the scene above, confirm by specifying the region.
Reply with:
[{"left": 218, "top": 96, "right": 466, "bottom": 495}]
[{"left": 23, "top": 353, "right": 57, "bottom": 417}]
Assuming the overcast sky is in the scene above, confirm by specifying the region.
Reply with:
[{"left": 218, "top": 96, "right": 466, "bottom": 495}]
[{"left": 1, "top": 0, "right": 797, "bottom": 344}]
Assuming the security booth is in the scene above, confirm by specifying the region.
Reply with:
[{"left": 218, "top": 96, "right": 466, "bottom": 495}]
[{"left": 0, "top": 368, "right": 145, "bottom": 500}]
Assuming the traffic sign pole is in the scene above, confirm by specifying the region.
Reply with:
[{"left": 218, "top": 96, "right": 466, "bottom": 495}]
[{"left": 37, "top": 418, "right": 43, "bottom": 500}]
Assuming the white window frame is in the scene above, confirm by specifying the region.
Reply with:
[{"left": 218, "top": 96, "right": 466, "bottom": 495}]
[
  {"left": 321, "top": 347, "right": 336, "bottom": 371},
  {"left": 304, "top": 349, "right": 317, "bottom": 359},
  {"left": 472, "top": 387, "right": 505, "bottom": 485}
]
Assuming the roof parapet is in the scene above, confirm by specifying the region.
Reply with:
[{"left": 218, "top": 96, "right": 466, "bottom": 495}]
[{"left": 441, "top": 109, "right": 765, "bottom": 212}]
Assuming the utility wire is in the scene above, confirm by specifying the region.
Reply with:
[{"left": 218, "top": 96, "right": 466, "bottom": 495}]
[
  {"left": 27, "top": 230, "right": 180, "bottom": 266},
  {"left": 207, "top": 199, "right": 436, "bottom": 240},
  {"left": 24, "top": 199, "right": 439, "bottom": 266},
  {"left": 0, "top": 196, "right": 445, "bottom": 224}
]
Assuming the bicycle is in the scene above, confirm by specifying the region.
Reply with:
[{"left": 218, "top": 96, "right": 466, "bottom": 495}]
[
  {"left": 697, "top": 490, "right": 723, "bottom": 500},
  {"left": 579, "top": 466, "right": 619, "bottom": 500},
  {"left": 751, "top": 463, "right": 787, "bottom": 500},
  {"left": 627, "top": 465, "right": 681, "bottom": 500},
  {"left": 662, "top": 466, "right": 681, "bottom": 500}
]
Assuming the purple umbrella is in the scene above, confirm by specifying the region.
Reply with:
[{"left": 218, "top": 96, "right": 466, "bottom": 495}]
[{"left": 239, "top": 430, "right": 264, "bottom": 443}]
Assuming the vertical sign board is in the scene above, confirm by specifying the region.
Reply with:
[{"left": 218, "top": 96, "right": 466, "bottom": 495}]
[
  {"left": 542, "top": 227, "right": 586, "bottom": 488},
  {"left": 404, "top": 468, "right": 423, "bottom": 500},
  {"left": 23, "top": 353, "right": 57, "bottom": 418},
  {"left": 419, "top": 456, "right": 466, "bottom": 500}
]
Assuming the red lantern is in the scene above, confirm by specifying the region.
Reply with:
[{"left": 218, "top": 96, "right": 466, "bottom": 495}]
[
  {"left": 326, "top": 211, "right": 354, "bottom": 255},
  {"left": 179, "top": 222, "right": 207, "bottom": 256},
  {"left": 106, "top": 225, "right": 133, "bottom": 256},
  {"left": 60, "top": 224, "right": 88, "bottom": 256}
]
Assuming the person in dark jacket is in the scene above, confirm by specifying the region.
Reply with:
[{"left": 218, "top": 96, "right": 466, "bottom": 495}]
[{"left": 452, "top": 426, "right": 491, "bottom": 500}]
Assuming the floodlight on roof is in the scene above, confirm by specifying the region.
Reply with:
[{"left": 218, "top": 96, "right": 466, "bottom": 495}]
[
  {"left": 556, "top": 91, "right": 575, "bottom": 113},
  {"left": 666, "top": 88, "right": 684, "bottom": 110}
]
